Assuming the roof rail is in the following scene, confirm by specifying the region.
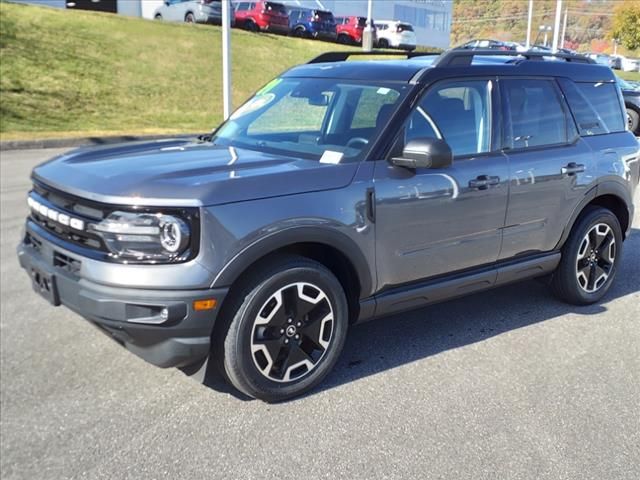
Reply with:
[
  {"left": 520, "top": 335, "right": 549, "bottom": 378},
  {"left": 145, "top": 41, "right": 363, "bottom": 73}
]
[
  {"left": 307, "top": 50, "right": 440, "bottom": 64},
  {"left": 434, "top": 49, "right": 595, "bottom": 67}
]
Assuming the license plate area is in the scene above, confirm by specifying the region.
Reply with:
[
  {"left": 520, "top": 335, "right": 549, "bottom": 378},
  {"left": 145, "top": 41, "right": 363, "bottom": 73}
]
[{"left": 30, "top": 267, "right": 60, "bottom": 306}]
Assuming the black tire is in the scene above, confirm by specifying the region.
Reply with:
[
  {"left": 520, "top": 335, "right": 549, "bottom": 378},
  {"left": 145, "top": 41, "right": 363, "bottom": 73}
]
[
  {"left": 214, "top": 255, "right": 349, "bottom": 402},
  {"left": 377, "top": 38, "right": 389, "bottom": 49},
  {"left": 155, "top": 14, "right": 162, "bottom": 20},
  {"left": 551, "top": 206, "right": 623, "bottom": 305},
  {"left": 244, "top": 20, "right": 258, "bottom": 32},
  {"left": 185, "top": 12, "right": 195, "bottom": 23},
  {"left": 627, "top": 107, "right": 640, "bottom": 136},
  {"left": 294, "top": 27, "right": 306, "bottom": 38},
  {"left": 337, "top": 34, "right": 350, "bottom": 44}
]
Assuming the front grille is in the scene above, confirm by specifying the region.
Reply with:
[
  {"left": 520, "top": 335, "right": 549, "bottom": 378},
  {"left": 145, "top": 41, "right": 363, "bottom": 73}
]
[
  {"left": 30, "top": 182, "right": 107, "bottom": 253},
  {"left": 53, "top": 251, "right": 82, "bottom": 276}
]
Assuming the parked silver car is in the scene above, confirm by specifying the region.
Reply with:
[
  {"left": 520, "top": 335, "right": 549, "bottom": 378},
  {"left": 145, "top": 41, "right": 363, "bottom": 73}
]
[{"left": 154, "top": 0, "right": 228, "bottom": 25}]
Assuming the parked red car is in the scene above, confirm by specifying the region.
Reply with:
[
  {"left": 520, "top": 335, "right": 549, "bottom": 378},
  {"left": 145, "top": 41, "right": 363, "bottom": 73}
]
[
  {"left": 335, "top": 16, "right": 374, "bottom": 45},
  {"left": 233, "top": 1, "right": 289, "bottom": 34}
]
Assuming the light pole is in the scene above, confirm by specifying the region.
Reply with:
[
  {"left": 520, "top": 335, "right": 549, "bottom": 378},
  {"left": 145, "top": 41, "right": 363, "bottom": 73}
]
[
  {"left": 221, "top": 0, "right": 232, "bottom": 120},
  {"left": 525, "top": 0, "right": 533, "bottom": 49},
  {"left": 537, "top": 25, "right": 552, "bottom": 47},
  {"left": 551, "top": 0, "right": 562, "bottom": 53},
  {"left": 362, "top": 0, "right": 374, "bottom": 51}
]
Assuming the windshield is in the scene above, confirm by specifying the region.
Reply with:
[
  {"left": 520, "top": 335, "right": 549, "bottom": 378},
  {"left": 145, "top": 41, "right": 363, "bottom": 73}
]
[{"left": 212, "top": 78, "right": 407, "bottom": 162}]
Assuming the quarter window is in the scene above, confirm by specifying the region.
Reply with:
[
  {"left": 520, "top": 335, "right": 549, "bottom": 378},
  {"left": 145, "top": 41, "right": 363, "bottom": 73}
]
[
  {"left": 406, "top": 80, "right": 492, "bottom": 157},
  {"left": 502, "top": 79, "right": 570, "bottom": 149},
  {"left": 575, "top": 82, "right": 625, "bottom": 134}
]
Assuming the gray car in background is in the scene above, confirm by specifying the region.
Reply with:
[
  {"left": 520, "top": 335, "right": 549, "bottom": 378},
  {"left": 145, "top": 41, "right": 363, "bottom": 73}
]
[{"left": 154, "top": 0, "right": 226, "bottom": 25}]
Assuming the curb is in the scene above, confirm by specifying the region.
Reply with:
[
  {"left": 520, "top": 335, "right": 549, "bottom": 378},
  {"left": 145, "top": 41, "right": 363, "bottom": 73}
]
[{"left": 0, "top": 133, "right": 203, "bottom": 151}]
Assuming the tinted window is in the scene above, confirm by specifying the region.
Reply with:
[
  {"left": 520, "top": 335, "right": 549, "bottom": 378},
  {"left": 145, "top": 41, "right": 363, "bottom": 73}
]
[
  {"left": 351, "top": 87, "right": 401, "bottom": 129},
  {"left": 265, "top": 2, "right": 286, "bottom": 14},
  {"left": 406, "top": 80, "right": 492, "bottom": 157},
  {"left": 575, "top": 82, "right": 625, "bottom": 133},
  {"left": 315, "top": 10, "right": 334, "bottom": 22},
  {"left": 397, "top": 23, "right": 413, "bottom": 32},
  {"left": 357, "top": 17, "right": 367, "bottom": 27},
  {"left": 503, "top": 79, "right": 569, "bottom": 149}
]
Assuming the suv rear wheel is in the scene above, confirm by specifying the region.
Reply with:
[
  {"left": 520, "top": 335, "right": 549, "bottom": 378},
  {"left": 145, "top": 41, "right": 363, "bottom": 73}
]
[
  {"left": 551, "top": 207, "right": 622, "bottom": 305},
  {"left": 185, "top": 12, "right": 195, "bottom": 23},
  {"left": 215, "top": 256, "right": 348, "bottom": 402},
  {"left": 627, "top": 107, "right": 640, "bottom": 136}
]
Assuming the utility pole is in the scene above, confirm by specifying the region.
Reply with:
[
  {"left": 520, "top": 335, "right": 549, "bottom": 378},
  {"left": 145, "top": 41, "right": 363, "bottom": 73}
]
[
  {"left": 561, "top": 6, "right": 568, "bottom": 49},
  {"left": 221, "top": 0, "right": 232, "bottom": 119},
  {"left": 526, "top": 0, "right": 533, "bottom": 49},
  {"left": 551, "top": 0, "right": 562, "bottom": 53},
  {"left": 362, "top": 0, "right": 374, "bottom": 51}
]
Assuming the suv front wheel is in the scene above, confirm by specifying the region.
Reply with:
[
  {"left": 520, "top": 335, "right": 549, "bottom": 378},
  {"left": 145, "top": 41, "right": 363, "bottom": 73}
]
[
  {"left": 551, "top": 206, "right": 623, "bottom": 305},
  {"left": 215, "top": 255, "right": 349, "bottom": 402}
]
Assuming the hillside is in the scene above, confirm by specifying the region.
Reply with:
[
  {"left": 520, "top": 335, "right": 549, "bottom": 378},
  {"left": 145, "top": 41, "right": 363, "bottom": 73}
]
[
  {"left": 452, "top": 0, "right": 637, "bottom": 55},
  {"left": 0, "top": 2, "right": 358, "bottom": 140}
]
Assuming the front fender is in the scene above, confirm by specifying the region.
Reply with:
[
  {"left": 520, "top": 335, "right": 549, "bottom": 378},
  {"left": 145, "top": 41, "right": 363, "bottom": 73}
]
[{"left": 210, "top": 226, "right": 374, "bottom": 298}]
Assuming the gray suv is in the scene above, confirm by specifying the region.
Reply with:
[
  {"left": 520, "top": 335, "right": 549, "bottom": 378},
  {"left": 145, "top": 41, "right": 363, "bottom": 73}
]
[{"left": 18, "top": 50, "right": 639, "bottom": 402}]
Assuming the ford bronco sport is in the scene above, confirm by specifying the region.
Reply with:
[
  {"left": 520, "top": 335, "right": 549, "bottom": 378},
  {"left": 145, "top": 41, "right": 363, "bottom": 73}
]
[{"left": 18, "top": 50, "right": 639, "bottom": 402}]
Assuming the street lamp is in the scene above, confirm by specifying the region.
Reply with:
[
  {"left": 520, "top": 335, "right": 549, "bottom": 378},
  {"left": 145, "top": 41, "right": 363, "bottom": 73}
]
[{"left": 362, "top": 0, "right": 374, "bottom": 51}]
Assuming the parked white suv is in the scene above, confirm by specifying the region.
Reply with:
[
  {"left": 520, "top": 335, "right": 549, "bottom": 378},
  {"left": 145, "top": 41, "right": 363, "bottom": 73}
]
[{"left": 375, "top": 20, "right": 416, "bottom": 51}]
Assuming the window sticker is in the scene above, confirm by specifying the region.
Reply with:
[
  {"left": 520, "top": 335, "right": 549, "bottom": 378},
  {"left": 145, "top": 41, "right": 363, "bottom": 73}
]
[
  {"left": 229, "top": 93, "right": 275, "bottom": 120},
  {"left": 319, "top": 150, "right": 343, "bottom": 164},
  {"left": 377, "top": 87, "right": 391, "bottom": 95},
  {"left": 256, "top": 78, "right": 282, "bottom": 96}
]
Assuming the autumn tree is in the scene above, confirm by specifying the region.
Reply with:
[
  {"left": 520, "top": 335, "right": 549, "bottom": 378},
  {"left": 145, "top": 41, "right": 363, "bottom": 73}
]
[{"left": 611, "top": 0, "right": 640, "bottom": 51}]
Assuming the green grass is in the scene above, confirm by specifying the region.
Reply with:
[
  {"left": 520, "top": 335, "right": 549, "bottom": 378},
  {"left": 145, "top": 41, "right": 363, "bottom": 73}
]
[
  {"left": 616, "top": 70, "right": 640, "bottom": 82},
  {"left": 0, "top": 1, "right": 362, "bottom": 140}
]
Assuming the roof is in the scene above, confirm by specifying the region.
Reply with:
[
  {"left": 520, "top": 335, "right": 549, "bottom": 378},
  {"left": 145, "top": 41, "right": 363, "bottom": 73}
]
[{"left": 282, "top": 51, "right": 617, "bottom": 84}]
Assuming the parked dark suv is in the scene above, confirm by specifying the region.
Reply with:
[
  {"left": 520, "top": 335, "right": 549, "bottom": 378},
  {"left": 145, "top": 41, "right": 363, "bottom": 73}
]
[
  {"left": 286, "top": 7, "right": 337, "bottom": 41},
  {"left": 18, "top": 50, "right": 639, "bottom": 402}
]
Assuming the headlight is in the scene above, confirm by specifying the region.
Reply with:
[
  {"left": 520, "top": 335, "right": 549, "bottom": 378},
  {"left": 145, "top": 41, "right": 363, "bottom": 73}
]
[{"left": 89, "top": 211, "right": 191, "bottom": 262}]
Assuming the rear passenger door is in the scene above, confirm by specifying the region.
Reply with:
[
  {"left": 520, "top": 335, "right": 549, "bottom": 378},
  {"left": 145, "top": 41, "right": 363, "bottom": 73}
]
[{"left": 499, "top": 78, "right": 594, "bottom": 259}]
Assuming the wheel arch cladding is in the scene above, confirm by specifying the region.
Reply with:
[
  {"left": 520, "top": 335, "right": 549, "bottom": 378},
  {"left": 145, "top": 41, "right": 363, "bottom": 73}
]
[
  {"left": 213, "top": 231, "right": 373, "bottom": 322},
  {"left": 560, "top": 189, "right": 631, "bottom": 249}
]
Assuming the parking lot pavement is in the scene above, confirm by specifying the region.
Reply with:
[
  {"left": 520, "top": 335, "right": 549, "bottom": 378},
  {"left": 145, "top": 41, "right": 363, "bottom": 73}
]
[{"left": 1, "top": 147, "right": 639, "bottom": 480}]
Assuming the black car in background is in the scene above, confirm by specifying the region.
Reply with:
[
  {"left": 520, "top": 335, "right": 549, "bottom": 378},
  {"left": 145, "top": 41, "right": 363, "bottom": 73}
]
[{"left": 617, "top": 77, "right": 640, "bottom": 135}]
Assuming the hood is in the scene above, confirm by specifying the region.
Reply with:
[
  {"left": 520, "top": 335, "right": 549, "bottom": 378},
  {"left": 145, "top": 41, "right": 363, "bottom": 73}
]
[{"left": 32, "top": 138, "right": 358, "bottom": 207}]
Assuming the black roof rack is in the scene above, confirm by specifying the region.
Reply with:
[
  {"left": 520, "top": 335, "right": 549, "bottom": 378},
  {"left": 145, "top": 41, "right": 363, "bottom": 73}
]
[
  {"left": 307, "top": 49, "right": 595, "bottom": 67},
  {"left": 434, "top": 49, "right": 595, "bottom": 67},
  {"left": 307, "top": 50, "right": 440, "bottom": 64}
]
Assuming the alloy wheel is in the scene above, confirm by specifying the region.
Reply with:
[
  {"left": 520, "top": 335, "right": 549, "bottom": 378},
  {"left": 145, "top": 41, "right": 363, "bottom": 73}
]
[
  {"left": 575, "top": 223, "right": 616, "bottom": 293},
  {"left": 250, "top": 282, "right": 334, "bottom": 382}
]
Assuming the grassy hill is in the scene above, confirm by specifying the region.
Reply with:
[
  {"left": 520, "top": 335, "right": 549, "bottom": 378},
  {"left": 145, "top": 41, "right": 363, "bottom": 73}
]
[{"left": 0, "top": 1, "right": 359, "bottom": 140}]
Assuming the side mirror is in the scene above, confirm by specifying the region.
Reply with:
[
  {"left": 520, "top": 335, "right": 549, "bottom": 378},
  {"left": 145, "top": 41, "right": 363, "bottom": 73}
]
[{"left": 391, "top": 138, "right": 453, "bottom": 169}]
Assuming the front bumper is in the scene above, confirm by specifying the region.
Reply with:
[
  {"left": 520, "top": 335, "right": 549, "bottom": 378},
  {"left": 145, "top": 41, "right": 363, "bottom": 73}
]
[{"left": 17, "top": 223, "right": 227, "bottom": 368}]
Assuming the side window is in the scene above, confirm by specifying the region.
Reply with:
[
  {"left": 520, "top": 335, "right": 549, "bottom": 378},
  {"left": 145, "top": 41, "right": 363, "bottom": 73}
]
[
  {"left": 351, "top": 87, "right": 401, "bottom": 129},
  {"left": 405, "top": 80, "right": 492, "bottom": 157},
  {"left": 502, "top": 79, "right": 569, "bottom": 149},
  {"left": 575, "top": 82, "right": 625, "bottom": 133}
]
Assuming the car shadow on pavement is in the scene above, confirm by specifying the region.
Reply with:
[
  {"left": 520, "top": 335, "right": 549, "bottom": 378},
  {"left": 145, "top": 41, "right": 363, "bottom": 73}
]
[{"left": 200, "top": 228, "right": 639, "bottom": 401}]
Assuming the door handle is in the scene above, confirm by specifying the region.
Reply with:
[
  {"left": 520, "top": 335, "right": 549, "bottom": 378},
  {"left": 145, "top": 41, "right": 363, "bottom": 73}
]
[
  {"left": 469, "top": 175, "right": 500, "bottom": 190},
  {"left": 561, "top": 162, "right": 585, "bottom": 176}
]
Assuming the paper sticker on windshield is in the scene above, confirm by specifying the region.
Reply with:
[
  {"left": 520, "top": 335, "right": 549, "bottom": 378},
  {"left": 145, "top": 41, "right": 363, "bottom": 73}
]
[
  {"left": 377, "top": 87, "right": 391, "bottom": 95},
  {"left": 229, "top": 93, "right": 275, "bottom": 120},
  {"left": 320, "top": 150, "right": 343, "bottom": 165},
  {"left": 256, "top": 78, "right": 282, "bottom": 96}
]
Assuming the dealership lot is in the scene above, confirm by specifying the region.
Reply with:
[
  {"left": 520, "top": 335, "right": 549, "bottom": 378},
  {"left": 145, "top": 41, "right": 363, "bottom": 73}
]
[{"left": 1, "top": 147, "right": 639, "bottom": 479}]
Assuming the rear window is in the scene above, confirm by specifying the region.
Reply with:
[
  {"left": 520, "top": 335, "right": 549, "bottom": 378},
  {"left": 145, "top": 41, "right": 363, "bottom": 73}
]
[
  {"left": 357, "top": 17, "right": 367, "bottom": 27},
  {"left": 397, "top": 23, "right": 413, "bottom": 32},
  {"left": 264, "top": 2, "right": 286, "bottom": 14},
  {"left": 314, "top": 10, "right": 334, "bottom": 22}
]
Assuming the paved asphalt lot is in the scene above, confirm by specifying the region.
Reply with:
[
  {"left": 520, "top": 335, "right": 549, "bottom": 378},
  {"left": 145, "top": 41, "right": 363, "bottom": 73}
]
[{"left": 1, "top": 147, "right": 639, "bottom": 480}]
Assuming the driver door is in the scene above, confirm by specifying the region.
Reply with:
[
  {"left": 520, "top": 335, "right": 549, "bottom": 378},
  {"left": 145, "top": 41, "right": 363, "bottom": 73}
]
[{"left": 373, "top": 78, "right": 509, "bottom": 289}]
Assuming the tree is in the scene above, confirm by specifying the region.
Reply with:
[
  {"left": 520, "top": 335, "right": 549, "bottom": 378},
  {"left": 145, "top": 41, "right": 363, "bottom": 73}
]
[{"left": 611, "top": 0, "right": 640, "bottom": 51}]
